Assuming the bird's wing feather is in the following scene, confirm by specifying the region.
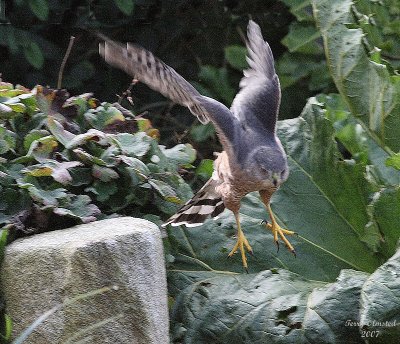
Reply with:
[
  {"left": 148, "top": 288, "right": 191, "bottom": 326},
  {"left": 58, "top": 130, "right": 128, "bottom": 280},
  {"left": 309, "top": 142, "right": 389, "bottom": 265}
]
[
  {"left": 99, "top": 39, "right": 210, "bottom": 124},
  {"left": 230, "top": 20, "right": 281, "bottom": 132}
]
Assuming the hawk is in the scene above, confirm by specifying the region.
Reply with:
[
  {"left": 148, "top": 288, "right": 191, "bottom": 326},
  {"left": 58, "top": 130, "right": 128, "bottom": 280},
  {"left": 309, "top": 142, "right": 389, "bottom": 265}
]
[{"left": 99, "top": 20, "right": 295, "bottom": 269}]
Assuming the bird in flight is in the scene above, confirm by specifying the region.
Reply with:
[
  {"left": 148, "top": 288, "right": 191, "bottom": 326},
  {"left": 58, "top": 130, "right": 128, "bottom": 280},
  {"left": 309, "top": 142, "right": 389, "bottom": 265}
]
[{"left": 99, "top": 20, "right": 296, "bottom": 270}]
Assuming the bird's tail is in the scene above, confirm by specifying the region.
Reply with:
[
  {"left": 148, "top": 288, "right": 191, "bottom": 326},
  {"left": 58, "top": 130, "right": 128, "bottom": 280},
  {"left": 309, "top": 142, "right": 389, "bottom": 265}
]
[{"left": 162, "top": 178, "right": 225, "bottom": 227}]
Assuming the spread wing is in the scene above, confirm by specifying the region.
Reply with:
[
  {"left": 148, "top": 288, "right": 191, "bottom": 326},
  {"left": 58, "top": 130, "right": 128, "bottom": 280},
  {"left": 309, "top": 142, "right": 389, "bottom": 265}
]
[
  {"left": 230, "top": 20, "right": 281, "bottom": 132},
  {"left": 99, "top": 38, "right": 210, "bottom": 124}
]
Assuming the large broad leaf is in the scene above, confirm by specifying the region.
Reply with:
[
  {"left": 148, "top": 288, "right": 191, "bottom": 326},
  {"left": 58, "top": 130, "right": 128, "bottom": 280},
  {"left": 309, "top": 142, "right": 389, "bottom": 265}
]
[
  {"left": 169, "top": 244, "right": 400, "bottom": 343},
  {"left": 311, "top": 0, "right": 400, "bottom": 152},
  {"left": 359, "top": 245, "right": 400, "bottom": 343},
  {"left": 167, "top": 98, "right": 384, "bottom": 284},
  {"left": 319, "top": 94, "right": 400, "bottom": 187},
  {"left": 169, "top": 267, "right": 374, "bottom": 343}
]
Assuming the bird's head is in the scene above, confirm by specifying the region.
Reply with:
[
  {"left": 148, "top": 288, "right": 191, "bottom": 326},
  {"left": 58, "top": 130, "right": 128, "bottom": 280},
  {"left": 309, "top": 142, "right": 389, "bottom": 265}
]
[{"left": 250, "top": 146, "right": 289, "bottom": 188}]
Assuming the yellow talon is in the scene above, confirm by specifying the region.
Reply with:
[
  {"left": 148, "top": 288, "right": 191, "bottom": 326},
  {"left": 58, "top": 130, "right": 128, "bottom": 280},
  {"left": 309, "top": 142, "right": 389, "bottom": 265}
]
[
  {"left": 228, "top": 213, "right": 253, "bottom": 271},
  {"left": 266, "top": 204, "right": 296, "bottom": 256}
]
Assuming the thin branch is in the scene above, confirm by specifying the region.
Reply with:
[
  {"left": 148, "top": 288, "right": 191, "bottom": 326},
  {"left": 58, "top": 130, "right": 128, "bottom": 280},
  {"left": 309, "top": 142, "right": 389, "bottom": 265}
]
[{"left": 57, "top": 36, "right": 76, "bottom": 89}]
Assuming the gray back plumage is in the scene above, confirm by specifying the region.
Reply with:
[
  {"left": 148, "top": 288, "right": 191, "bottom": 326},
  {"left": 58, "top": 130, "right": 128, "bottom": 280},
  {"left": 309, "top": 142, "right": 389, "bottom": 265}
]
[{"left": 230, "top": 20, "right": 281, "bottom": 133}]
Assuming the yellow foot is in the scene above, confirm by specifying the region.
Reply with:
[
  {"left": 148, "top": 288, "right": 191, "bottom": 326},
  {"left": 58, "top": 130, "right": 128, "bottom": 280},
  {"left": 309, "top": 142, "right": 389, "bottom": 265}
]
[
  {"left": 264, "top": 220, "right": 296, "bottom": 257},
  {"left": 228, "top": 230, "right": 253, "bottom": 271}
]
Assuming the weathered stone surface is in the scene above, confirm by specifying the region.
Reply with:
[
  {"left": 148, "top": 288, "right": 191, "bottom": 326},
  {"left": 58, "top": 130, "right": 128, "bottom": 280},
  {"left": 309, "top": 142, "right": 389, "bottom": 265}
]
[{"left": 1, "top": 217, "right": 168, "bottom": 344}]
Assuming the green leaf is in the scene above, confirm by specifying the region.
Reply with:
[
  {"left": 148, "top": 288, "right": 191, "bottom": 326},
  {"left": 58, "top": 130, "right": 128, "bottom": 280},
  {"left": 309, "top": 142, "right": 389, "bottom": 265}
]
[
  {"left": 24, "top": 136, "right": 58, "bottom": 163},
  {"left": 302, "top": 269, "right": 369, "bottom": 343},
  {"left": 319, "top": 93, "right": 400, "bottom": 186},
  {"left": 85, "top": 181, "right": 118, "bottom": 202},
  {"left": 54, "top": 195, "right": 100, "bottom": 223},
  {"left": 0, "top": 125, "right": 16, "bottom": 155},
  {"left": 369, "top": 187, "right": 400, "bottom": 257},
  {"left": 23, "top": 129, "right": 50, "bottom": 153},
  {"left": 169, "top": 267, "right": 373, "bottom": 343},
  {"left": 112, "top": 132, "right": 152, "bottom": 157},
  {"left": 0, "top": 228, "right": 8, "bottom": 264},
  {"left": 0, "top": 103, "right": 13, "bottom": 115},
  {"left": 190, "top": 123, "right": 215, "bottom": 143},
  {"left": 224, "top": 45, "right": 248, "bottom": 71},
  {"left": 312, "top": 0, "right": 400, "bottom": 151},
  {"left": 195, "top": 159, "right": 213, "bottom": 180},
  {"left": 28, "top": 0, "right": 49, "bottom": 20},
  {"left": 67, "top": 129, "right": 108, "bottom": 149},
  {"left": 27, "top": 187, "right": 67, "bottom": 207},
  {"left": 149, "top": 178, "right": 181, "bottom": 203},
  {"left": 72, "top": 148, "right": 108, "bottom": 166},
  {"left": 280, "top": 0, "right": 314, "bottom": 22},
  {"left": 198, "top": 66, "right": 235, "bottom": 104},
  {"left": 84, "top": 106, "right": 125, "bottom": 131},
  {"left": 47, "top": 117, "right": 76, "bottom": 147},
  {"left": 92, "top": 165, "right": 119, "bottom": 182},
  {"left": 386, "top": 153, "right": 400, "bottom": 171},
  {"left": 23, "top": 41, "right": 44, "bottom": 69},
  {"left": 281, "top": 22, "right": 321, "bottom": 54},
  {"left": 114, "top": 0, "right": 134, "bottom": 15},
  {"left": 359, "top": 247, "right": 400, "bottom": 342},
  {"left": 118, "top": 155, "right": 150, "bottom": 177},
  {"left": 2, "top": 101, "right": 26, "bottom": 113},
  {"left": 160, "top": 144, "right": 196, "bottom": 166}
]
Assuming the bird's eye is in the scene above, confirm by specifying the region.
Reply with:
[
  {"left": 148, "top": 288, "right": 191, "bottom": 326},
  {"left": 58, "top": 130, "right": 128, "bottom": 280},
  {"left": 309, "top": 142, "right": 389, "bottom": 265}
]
[{"left": 280, "top": 169, "right": 286, "bottom": 178}]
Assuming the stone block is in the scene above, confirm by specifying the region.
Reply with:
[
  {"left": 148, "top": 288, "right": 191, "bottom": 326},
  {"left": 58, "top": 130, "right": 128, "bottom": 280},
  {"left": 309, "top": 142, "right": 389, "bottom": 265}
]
[{"left": 1, "top": 217, "right": 168, "bottom": 344}]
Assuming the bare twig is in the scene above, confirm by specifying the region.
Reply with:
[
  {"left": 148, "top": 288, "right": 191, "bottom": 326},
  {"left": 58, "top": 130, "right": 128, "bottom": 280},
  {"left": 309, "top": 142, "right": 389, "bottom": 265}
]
[
  {"left": 117, "top": 78, "right": 138, "bottom": 104},
  {"left": 57, "top": 36, "right": 76, "bottom": 89}
]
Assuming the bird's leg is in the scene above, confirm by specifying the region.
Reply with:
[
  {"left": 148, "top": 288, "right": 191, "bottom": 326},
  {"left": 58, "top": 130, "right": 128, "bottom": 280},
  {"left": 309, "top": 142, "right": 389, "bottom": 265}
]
[
  {"left": 228, "top": 212, "right": 253, "bottom": 271},
  {"left": 260, "top": 190, "right": 296, "bottom": 256}
]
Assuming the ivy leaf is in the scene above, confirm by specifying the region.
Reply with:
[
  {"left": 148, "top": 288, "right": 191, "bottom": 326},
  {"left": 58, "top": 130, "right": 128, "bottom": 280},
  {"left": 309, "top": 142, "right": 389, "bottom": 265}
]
[
  {"left": 47, "top": 117, "right": 76, "bottom": 147},
  {"left": 112, "top": 132, "right": 152, "bottom": 157},
  {"left": 0, "top": 126, "right": 16, "bottom": 155},
  {"left": 72, "top": 148, "right": 108, "bottom": 166},
  {"left": 149, "top": 178, "right": 181, "bottom": 203},
  {"left": 24, "top": 136, "right": 58, "bottom": 163},
  {"left": 26, "top": 186, "right": 67, "bottom": 207},
  {"left": 84, "top": 105, "right": 125, "bottom": 130},
  {"left": 24, "top": 161, "right": 82, "bottom": 185},
  {"left": 67, "top": 129, "right": 108, "bottom": 149},
  {"left": 54, "top": 194, "right": 100, "bottom": 223},
  {"left": 23, "top": 129, "right": 50, "bottom": 153},
  {"left": 160, "top": 144, "right": 196, "bottom": 166},
  {"left": 85, "top": 181, "right": 118, "bottom": 202},
  {"left": 91, "top": 165, "right": 119, "bottom": 182},
  {"left": 118, "top": 155, "right": 150, "bottom": 177}
]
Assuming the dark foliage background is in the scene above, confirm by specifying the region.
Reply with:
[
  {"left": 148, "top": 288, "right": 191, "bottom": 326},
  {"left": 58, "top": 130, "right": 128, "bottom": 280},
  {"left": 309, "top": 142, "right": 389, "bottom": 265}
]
[{"left": 0, "top": 0, "right": 332, "bottom": 156}]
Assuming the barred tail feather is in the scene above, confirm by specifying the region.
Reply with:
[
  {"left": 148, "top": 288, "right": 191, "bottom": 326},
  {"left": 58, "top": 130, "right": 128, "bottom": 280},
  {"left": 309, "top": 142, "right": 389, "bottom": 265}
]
[{"left": 162, "top": 179, "right": 225, "bottom": 227}]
